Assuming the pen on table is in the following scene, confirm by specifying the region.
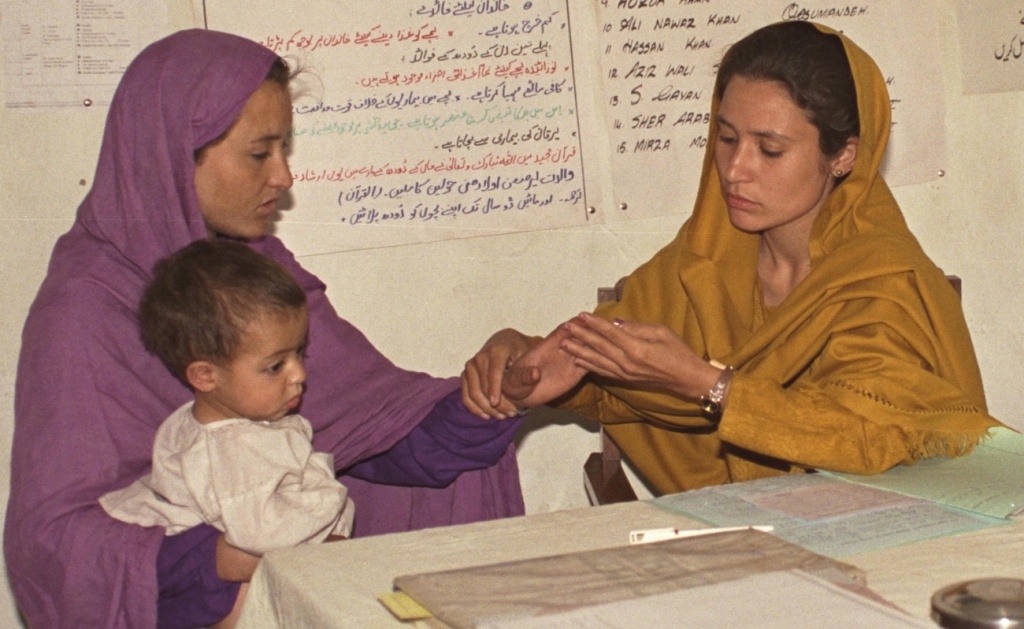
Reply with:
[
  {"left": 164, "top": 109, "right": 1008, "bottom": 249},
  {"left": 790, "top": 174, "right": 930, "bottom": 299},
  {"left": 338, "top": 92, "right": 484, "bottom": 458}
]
[{"left": 629, "top": 525, "right": 774, "bottom": 545}]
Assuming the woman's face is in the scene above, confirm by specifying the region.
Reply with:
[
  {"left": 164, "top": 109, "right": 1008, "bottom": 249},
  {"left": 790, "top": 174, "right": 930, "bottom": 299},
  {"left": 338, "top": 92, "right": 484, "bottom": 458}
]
[
  {"left": 714, "top": 76, "right": 856, "bottom": 239},
  {"left": 194, "top": 80, "right": 293, "bottom": 240}
]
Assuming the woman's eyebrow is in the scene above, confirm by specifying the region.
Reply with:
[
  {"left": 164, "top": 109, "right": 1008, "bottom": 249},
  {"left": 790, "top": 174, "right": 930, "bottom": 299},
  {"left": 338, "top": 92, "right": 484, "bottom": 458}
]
[{"left": 717, "top": 115, "right": 791, "bottom": 141}]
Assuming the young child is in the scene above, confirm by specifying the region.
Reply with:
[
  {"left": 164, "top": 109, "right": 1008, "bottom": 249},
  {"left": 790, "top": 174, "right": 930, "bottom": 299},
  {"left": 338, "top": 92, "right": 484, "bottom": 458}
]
[{"left": 100, "top": 239, "right": 354, "bottom": 555}]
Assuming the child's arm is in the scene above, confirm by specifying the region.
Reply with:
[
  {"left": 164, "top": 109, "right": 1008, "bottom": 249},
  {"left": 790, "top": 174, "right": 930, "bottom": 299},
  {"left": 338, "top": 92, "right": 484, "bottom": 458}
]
[
  {"left": 185, "top": 418, "right": 352, "bottom": 554},
  {"left": 342, "top": 389, "right": 522, "bottom": 487}
]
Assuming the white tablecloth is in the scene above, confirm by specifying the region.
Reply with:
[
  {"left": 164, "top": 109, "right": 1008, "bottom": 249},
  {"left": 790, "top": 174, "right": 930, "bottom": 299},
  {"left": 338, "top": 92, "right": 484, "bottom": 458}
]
[{"left": 236, "top": 500, "right": 1024, "bottom": 627}]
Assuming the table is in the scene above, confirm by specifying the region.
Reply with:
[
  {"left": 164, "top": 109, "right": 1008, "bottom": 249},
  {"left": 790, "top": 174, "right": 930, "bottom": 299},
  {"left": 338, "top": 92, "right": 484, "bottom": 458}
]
[{"left": 236, "top": 500, "right": 1024, "bottom": 627}]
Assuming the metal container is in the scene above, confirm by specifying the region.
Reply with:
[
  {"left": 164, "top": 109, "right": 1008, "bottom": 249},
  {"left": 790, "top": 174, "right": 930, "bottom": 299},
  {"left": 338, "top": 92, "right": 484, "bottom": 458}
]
[{"left": 932, "top": 578, "right": 1024, "bottom": 628}]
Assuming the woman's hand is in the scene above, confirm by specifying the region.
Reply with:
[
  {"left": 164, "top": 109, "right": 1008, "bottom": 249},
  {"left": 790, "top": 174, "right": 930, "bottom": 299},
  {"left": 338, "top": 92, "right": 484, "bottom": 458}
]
[
  {"left": 462, "top": 328, "right": 540, "bottom": 419},
  {"left": 560, "top": 313, "right": 719, "bottom": 400},
  {"left": 501, "top": 324, "right": 587, "bottom": 409}
]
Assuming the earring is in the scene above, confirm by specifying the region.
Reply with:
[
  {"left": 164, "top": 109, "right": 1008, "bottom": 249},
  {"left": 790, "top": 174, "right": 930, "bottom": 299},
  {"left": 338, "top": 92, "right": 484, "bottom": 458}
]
[{"left": 833, "top": 169, "right": 845, "bottom": 177}]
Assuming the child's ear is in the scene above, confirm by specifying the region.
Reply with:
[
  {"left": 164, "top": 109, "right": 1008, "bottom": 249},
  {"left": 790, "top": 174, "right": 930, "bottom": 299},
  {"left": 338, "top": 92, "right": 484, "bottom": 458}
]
[{"left": 185, "top": 360, "right": 218, "bottom": 393}]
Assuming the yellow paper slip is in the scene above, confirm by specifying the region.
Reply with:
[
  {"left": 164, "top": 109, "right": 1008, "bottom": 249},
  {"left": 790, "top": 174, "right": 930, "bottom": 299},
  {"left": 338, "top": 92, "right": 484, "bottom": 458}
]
[{"left": 378, "top": 591, "right": 434, "bottom": 622}]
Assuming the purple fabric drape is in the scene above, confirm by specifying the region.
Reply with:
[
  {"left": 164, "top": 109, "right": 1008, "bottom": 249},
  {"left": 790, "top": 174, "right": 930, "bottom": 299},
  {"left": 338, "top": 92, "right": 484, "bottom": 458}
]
[{"left": 6, "top": 28, "right": 523, "bottom": 628}]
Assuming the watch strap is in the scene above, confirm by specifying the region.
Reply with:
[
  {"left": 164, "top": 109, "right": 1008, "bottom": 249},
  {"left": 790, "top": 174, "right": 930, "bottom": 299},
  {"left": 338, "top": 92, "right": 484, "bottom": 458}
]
[{"left": 700, "top": 364, "right": 735, "bottom": 416}]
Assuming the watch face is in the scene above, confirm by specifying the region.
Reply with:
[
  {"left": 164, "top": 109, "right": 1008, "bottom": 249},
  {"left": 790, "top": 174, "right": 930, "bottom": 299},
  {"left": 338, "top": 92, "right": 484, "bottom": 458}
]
[{"left": 701, "top": 399, "right": 721, "bottom": 415}]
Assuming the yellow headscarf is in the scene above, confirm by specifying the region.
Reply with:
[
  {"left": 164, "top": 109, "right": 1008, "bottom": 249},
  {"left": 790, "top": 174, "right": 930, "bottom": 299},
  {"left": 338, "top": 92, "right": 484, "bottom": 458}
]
[{"left": 565, "top": 23, "right": 1000, "bottom": 494}]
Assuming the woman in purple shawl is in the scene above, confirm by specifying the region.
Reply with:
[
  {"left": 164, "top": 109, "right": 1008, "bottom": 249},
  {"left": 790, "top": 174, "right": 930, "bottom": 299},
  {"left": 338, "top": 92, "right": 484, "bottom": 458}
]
[{"left": 5, "top": 29, "right": 524, "bottom": 628}]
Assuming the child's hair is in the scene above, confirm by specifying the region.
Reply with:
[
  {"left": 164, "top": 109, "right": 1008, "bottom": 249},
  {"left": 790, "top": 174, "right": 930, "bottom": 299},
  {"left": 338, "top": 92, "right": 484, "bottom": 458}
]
[{"left": 139, "top": 239, "right": 307, "bottom": 379}]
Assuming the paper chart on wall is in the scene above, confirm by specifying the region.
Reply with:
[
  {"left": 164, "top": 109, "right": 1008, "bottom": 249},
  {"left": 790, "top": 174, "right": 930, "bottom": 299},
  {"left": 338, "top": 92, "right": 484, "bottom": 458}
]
[
  {"left": 207, "top": 1, "right": 594, "bottom": 254},
  {"left": 208, "top": 1, "right": 947, "bottom": 252},
  {"left": 593, "top": 1, "right": 948, "bottom": 221},
  {"left": 2, "top": 0, "right": 170, "bottom": 110},
  {"left": 955, "top": 0, "right": 1024, "bottom": 95}
]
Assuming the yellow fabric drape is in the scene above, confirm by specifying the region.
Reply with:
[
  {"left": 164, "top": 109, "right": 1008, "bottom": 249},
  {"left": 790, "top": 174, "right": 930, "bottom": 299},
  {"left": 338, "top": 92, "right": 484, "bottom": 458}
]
[{"left": 560, "top": 23, "right": 1000, "bottom": 495}]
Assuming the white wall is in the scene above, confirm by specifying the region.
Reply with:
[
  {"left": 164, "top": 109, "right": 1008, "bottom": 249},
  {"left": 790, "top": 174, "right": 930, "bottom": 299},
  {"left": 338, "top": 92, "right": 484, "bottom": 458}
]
[{"left": 1, "top": 2, "right": 1021, "bottom": 625}]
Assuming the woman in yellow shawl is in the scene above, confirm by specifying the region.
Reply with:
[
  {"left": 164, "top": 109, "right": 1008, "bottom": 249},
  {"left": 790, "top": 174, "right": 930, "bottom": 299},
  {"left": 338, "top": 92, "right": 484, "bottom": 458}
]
[{"left": 462, "top": 21, "right": 1001, "bottom": 495}]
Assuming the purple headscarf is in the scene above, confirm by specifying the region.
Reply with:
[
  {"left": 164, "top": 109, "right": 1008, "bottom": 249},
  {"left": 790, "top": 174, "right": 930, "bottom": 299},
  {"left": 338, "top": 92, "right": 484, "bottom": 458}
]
[{"left": 6, "top": 29, "right": 522, "bottom": 627}]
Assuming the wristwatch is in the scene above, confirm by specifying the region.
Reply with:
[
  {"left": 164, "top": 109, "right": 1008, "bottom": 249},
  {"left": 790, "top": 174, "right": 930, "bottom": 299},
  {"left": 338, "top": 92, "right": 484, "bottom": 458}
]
[{"left": 700, "top": 365, "right": 735, "bottom": 416}]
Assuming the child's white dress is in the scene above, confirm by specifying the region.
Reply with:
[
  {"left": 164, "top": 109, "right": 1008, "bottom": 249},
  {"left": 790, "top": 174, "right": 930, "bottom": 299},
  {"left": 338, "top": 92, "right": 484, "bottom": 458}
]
[{"left": 100, "top": 402, "right": 354, "bottom": 554}]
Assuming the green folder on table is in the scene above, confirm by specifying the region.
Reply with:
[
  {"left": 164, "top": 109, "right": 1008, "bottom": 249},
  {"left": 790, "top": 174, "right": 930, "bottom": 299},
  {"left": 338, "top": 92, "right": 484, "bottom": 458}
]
[
  {"left": 653, "top": 427, "right": 1023, "bottom": 558},
  {"left": 823, "top": 426, "right": 1024, "bottom": 520}
]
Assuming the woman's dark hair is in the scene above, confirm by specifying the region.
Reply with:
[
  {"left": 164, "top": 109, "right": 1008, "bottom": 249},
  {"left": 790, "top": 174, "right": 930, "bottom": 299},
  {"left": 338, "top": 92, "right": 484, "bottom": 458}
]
[
  {"left": 265, "top": 57, "right": 291, "bottom": 86},
  {"left": 139, "top": 239, "right": 307, "bottom": 379},
  {"left": 715, "top": 21, "right": 859, "bottom": 158}
]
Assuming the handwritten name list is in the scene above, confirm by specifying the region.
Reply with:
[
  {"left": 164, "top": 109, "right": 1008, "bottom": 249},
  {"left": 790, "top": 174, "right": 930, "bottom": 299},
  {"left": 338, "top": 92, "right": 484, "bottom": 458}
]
[{"left": 594, "top": 0, "right": 944, "bottom": 219}]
